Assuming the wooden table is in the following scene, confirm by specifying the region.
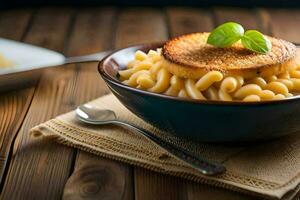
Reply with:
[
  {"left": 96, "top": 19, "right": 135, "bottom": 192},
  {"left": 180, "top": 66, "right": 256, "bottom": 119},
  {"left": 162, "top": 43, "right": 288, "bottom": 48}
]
[{"left": 0, "top": 6, "right": 299, "bottom": 200}]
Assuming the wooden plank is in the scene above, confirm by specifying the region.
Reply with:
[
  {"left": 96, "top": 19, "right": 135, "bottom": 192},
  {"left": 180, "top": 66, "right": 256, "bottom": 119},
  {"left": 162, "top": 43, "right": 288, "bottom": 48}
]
[
  {"left": 186, "top": 183, "right": 256, "bottom": 200},
  {"left": 115, "top": 8, "right": 168, "bottom": 48},
  {"left": 255, "top": 9, "right": 272, "bottom": 35},
  {"left": 0, "top": 9, "right": 35, "bottom": 183},
  {"left": 166, "top": 7, "right": 213, "bottom": 37},
  {"left": 135, "top": 168, "right": 186, "bottom": 200},
  {"left": 1, "top": 8, "right": 75, "bottom": 199},
  {"left": 0, "top": 9, "right": 32, "bottom": 40},
  {"left": 0, "top": 90, "right": 35, "bottom": 183},
  {"left": 213, "top": 7, "right": 259, "bottom": 31},
  {"left": 65, "top": 8, "right": 114, "bottom": 56},
  {"left": 61, "top": 8, "right": 134, "bottom": 200},
  {"left": 24, "top": 8, "right": 72, "bottom": 52},
  {"left": 63, "top": 152, "right": 133, "bottom": 200},
  {"left": 260, "top": 9, "right": 300, "bottom": 43}
]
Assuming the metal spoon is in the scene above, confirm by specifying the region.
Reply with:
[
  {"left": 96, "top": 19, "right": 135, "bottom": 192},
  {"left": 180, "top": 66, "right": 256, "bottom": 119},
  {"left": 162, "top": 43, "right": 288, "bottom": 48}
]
[{"left": 76, "top": 104, "right": 226, "bottom": 175}]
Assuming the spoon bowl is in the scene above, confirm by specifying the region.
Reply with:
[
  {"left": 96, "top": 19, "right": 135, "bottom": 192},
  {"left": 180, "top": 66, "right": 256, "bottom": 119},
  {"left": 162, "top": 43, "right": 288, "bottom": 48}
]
[{"left": 76, "top": 104, "right": 116, "bottom": 124}]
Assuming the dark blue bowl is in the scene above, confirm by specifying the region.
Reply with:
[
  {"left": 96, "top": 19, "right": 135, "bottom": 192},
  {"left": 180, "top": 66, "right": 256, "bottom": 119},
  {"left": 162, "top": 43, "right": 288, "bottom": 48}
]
[{"left": 98, "top": 43, "right": 300, "bottom": 142}]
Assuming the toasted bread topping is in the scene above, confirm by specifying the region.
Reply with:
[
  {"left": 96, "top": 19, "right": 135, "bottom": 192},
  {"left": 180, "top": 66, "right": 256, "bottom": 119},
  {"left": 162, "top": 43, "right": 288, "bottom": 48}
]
[{"left": 162, "top": 33, "right": 296, "bottom": 73}]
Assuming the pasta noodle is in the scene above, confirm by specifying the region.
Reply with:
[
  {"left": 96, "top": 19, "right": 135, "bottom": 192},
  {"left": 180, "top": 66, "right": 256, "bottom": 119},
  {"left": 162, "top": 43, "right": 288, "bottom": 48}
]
[
  {"left": 243, "top": 95, "right": 261, "bottom": 102},
  {"left": 248, "top": 77, "right": 267, "bottom": 89},
  {"left": 149, "top": 68, "right": 172, "bottom": 93},
  {"left": 259, "top": 90, "right": 275, "bottom": 100},
  {"left": 220, "top": 77, "right": 238, "bottom": 93},
  {"left": 264, "top": 82, "right": 289, "bottom": 96},
  {"left": 218, "top": 89, "right": 232, "bottom": 101},
  {"left": 118, "top": 49, "right": 300, "bottom": 101},
  {"left": 234, "top": 84, "right": 262, "bottom": 100},
  {"left": 185, "top": 79, "right": 206, "bottom": 100},
  {"left": 178, "top": 88, "right": 188, "bottom": 98},
  {"left": 204, "top": 86, "right": 219, "bottom": 100},
  {"left": 195, "top": 71, "right": 223, "bottom": 91}
]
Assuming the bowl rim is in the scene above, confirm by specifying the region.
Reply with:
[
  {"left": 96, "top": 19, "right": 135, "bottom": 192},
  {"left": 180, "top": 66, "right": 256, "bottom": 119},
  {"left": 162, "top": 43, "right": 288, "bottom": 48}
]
[{"left": 98, "top": 42, "right": 300, "bottom": 106}]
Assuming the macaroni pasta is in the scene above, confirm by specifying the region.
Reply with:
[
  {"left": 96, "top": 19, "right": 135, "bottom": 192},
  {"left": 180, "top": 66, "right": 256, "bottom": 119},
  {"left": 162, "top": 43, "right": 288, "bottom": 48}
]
[{"left": 118, "top": 49, "right": 300, "bottom": 102}]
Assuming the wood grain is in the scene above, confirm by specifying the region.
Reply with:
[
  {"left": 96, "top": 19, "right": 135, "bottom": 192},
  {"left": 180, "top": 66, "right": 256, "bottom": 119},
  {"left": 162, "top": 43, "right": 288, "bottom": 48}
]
[
  {"left": 135, "top": 168, "right": 186, "bottom": 200},
  {"left": 166, "top": 7, "right": 213, "bottom": 37},
  {"left": 1, "top": 8, "right": 75, "bottom": 200},
  {"left": 66, "top": 8, "right": 115, "bottom": 56},
  {"left": 63, "top": 152, "right": 133, "bottom": 200},
  {"left": 0, "top": 9, "right": 32, "bottom": 40},
  {"left": 24, "top": 8, "right": 72, "bottom": 52},
  {"left": 0, "top": 9, "right": 35, "bottom": 184},
  {"left": 262, "top": 9, "right": 300, "bottom": 43},
  {"left": 255, "top": 9, "right": 272, "bottom": 35},
  {"left": 213, "top": 7, "right": 260, "bottom": 31},
  {"left": 115, "top": 8, "right": 168, "bottom": 48},
  {"left": 186, "top": 183, "right": 256, "bottom": 200},
  {"left": 62, "top": 8, "right": 134, "bottom": 200}
]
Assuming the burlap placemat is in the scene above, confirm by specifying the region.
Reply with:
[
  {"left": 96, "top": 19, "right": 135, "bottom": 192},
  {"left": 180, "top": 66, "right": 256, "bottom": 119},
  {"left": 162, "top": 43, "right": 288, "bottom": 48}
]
[{"left": 31, "top": 94, "right": 300, "bottom": 200}]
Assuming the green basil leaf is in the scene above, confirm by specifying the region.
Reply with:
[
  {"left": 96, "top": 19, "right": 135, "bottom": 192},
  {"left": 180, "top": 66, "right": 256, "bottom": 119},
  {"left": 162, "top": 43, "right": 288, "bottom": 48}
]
[
  {"left": 241, "top": 30, "right": 272, "bottom": 54},
  {"left": 207, "top": 22, "right": 244, "bottom": 48}
]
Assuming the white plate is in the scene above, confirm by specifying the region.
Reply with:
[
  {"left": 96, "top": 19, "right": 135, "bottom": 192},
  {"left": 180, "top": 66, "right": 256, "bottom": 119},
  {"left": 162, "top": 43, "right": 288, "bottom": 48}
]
[
  {"left": 0, "top": 38, "right": 111, "bottom": 92},
  {"left": 0, "top": 38, "right": 65, "bottom": 75}
]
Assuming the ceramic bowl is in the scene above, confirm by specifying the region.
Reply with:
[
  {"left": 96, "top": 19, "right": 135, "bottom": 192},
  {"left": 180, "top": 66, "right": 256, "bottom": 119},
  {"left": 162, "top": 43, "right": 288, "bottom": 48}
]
[{"left": 98, "top": 43, "right": 300, "bottom": 142}]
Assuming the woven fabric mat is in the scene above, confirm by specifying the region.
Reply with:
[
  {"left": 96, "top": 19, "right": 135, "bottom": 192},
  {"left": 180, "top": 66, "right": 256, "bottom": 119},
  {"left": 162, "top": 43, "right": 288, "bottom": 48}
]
[{"left": 31, "top": 94, "right": 300, "bottom": 200}]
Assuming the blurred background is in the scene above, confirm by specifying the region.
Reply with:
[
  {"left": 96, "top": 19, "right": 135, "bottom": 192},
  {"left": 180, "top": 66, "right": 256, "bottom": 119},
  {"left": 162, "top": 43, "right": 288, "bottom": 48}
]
[{"left": 1, "top": 0, "right": 300, "bottom": 7}]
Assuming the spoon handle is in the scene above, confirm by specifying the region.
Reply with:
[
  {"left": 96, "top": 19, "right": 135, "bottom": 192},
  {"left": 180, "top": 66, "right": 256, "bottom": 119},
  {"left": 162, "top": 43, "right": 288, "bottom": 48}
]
[{"left": 113, "top": 120, "right": 226, "bottom": 175}]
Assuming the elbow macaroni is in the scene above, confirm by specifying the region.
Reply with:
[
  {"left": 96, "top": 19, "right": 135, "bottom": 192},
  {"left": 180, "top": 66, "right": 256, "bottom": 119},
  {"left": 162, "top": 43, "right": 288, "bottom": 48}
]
[{"left": 118, "top": 49, "right": 300, "bottom": 102}]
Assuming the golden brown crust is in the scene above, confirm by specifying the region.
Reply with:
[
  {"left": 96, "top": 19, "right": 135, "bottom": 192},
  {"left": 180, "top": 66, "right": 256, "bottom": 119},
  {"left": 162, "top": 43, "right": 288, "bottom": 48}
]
[
  {"left": 162, "top": 32, "right": 297, "bottom": 79},
  {"left": 161, "top": 52, "right": 300, "bottom": 79}
]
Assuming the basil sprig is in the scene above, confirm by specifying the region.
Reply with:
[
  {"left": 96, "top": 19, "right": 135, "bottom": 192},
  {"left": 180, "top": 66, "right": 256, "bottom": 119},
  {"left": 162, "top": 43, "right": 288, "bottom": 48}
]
[
  {"left": 207, "top": 22, "right": 272, "bottom": 54},
  {"left": 207, "top": 22, "right": 244, "bottom": 48},
  {"left": 241, "top": 30, "right": 272, "bottom": 54}
]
